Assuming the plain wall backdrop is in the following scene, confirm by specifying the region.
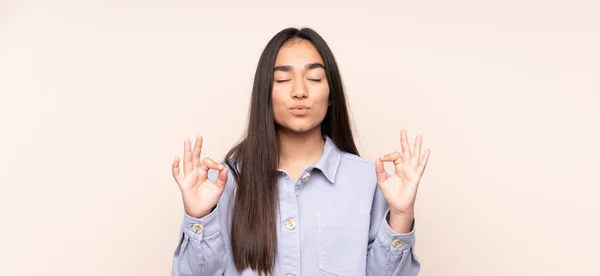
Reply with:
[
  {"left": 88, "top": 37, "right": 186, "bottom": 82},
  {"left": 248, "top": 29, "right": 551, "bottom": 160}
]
[{"left": 1, "top": 0, "right": 599, "bottom": 275}]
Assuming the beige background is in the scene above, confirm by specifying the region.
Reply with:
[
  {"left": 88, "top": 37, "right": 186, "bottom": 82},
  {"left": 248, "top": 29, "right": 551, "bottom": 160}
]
[{"left": 1, "top": 0, "right": 599, "bottom": 275}]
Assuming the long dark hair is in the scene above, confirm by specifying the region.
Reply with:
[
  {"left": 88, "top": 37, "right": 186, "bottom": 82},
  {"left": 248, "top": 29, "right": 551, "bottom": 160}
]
[{"left": 224, "top": 27, "right": 359, "bottom": 275}]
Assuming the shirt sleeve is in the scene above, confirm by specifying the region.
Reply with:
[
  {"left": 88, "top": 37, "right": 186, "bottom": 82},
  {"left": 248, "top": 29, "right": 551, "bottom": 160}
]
[
  {"left": 171, "top": 169, "right": 229, "bottom": 276},
  {"left": 366, "top": 184, "right": 421, "bottom": 276}
]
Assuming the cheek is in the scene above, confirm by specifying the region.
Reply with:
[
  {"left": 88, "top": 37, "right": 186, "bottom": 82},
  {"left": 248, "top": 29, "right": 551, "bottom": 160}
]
[
  {"left": 314, "top": 88, "right": 330, "bottom": 115},
  {"left": 271, "top": 88, "right": 285, "bottom": 109}
]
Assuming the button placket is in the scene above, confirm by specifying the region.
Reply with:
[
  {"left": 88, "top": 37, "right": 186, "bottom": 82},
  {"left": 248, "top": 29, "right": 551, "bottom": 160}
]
[{"left": 278, "top": 169, "right": 301, "bottom": 275}]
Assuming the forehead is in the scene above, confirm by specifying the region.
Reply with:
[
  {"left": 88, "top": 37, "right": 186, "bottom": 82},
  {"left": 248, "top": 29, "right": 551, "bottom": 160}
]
[{"left": 274, "top": 39, "right": 324, "bottom": 67}]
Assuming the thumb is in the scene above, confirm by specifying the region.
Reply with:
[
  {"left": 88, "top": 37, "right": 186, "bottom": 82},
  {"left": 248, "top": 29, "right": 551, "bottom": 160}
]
[{"left": 375, "top": 157, "right": 388, "bottom": 185}]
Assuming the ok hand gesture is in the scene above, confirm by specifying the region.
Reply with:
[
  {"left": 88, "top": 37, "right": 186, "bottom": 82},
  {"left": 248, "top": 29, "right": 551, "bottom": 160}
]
[
  {"left": 172, "top": 136, "right": 228, "bottom": 218},
  {"left": 375, "top": 130, "right": 431, "bottom": 217}
]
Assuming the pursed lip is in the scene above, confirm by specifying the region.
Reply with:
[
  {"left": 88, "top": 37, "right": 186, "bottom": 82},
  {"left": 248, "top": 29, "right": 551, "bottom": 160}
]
[
  {"left": 290, "top": 105, "right": 310, "bottom": 110},
  {"left": 290, "top": 105, "right": 310, "bottom": 115}
]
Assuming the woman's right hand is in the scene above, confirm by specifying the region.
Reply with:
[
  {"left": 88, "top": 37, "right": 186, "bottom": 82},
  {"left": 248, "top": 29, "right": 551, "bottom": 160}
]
[{"left": 172, "top": 136, "right": 228, "bottom": 218}]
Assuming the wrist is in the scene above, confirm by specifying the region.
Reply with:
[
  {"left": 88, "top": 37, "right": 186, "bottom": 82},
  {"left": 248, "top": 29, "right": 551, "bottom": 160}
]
[
  {"left": 388, "top": 210, "right": 414, "bottom": 234},
  {"left": 183, "top": 201, "right": 213, "bottom": 219},
  {"left": 390, "top": 208, "right": 414, "bottom": 217},
  {"left": 184, "top": 207, "right": 209, "bottom": 219}
]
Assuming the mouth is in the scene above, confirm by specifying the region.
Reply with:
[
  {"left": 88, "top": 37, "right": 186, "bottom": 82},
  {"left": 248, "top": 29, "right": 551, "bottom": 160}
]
[{"left": 290, "top": 106, "right": 310, "bottom": 116}]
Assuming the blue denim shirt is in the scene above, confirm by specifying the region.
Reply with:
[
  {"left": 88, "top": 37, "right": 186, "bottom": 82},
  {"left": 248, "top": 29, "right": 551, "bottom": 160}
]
[{"left": 172, "top": 136, "right": 420, "bottom": 276}]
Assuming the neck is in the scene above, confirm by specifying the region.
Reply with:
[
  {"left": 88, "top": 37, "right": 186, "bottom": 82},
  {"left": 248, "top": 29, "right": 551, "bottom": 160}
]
[{"left": 277, "top": 126, "right": 325, "bottom": 171}]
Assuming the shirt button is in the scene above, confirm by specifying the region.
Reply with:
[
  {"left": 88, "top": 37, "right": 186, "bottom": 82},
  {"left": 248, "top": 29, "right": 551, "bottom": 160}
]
[
  {"left": 192, "top": 223, "right": 204, "bottom": 233},
  {"left": 392, "top": 239, "right": 403, "bottom": 247},
  {"left": 284, "top": 218, "right": 297, "bottom": 230},
  {"left": 301, "top": 173, "right": 310, "bottom": 182}
]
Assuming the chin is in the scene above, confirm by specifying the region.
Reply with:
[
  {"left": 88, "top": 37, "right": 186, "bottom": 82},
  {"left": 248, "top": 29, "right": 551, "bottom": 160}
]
[{"left": 281, "top": 123, "right": 319, "bottom": 134}]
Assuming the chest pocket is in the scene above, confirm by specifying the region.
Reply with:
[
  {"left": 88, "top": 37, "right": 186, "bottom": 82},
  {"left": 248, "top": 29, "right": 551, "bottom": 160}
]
[{"left": 317, "top": 212, "right": 371, "bottom": 276}]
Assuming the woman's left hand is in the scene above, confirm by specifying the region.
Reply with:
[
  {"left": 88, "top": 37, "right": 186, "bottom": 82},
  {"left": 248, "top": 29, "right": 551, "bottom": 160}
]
[{"left": 376, "top": 129, "right": 431, "bottom": 217}]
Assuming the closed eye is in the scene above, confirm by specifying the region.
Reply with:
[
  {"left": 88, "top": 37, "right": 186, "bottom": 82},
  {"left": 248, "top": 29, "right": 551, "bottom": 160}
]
[
  {"left": 275, "top": 80, "right": 291, "bottom": 83},
  {"left": 308, "top": 79, "right": 322, "bottom": 82}
]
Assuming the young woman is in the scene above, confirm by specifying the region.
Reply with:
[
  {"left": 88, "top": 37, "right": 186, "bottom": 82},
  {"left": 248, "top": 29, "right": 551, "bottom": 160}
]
[{"left": 170, "top": 27, "right": 431, "bottom": 276}]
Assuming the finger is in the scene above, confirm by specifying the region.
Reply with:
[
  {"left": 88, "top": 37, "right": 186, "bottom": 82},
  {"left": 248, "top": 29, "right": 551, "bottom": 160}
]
[
  {"left": 417, "top": 149, "right": 431, "bottom": 176},
  {"left": 379, "top": 151, "right": 403, "bottom": 165},
  {"left": 215, "top": 167, "right": 228, "bottom": 188},
  {"left": 400, "top": 129, "right": 412, "bottom": 161},
  {"left": 200, "top": 157, "right": 224, "bottom": 172},
  {"left": 183, "top": 139, "right": 193, "bottom": 175},
  {"left": 192, "top": 136, "right": 203, "bottom": 169},
  {"left": 197, "top": 165, "right": 208, "bottom": 183},
  {"left": 412, "top": 135, "right": 422, "bottom": 165},
  {"left": 375, "top": 158, "right": 388, "bottom": 184},
  {"left": 172, "top": 156, "right": 183, "bottom": 185}
]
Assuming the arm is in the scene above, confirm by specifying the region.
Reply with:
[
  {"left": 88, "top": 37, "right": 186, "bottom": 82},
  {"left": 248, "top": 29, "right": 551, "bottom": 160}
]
[
  {"left": 366, "top": 187, "right": 420, "bottom": 276},
  {"left": 369, "top": 129, "right": 431, "bottom": 275},
  {"left": 172, "top": 207, "right": 226, "bottom": 276},
  {"left": 170, "top": 136, "right": 230, "bottom": 276}
]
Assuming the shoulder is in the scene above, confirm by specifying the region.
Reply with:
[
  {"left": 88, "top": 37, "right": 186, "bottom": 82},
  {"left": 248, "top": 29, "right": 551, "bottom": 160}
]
[
  {"left": 340, "top": 151, "right": 375, "bottom": 166},
  {"left": 339, "top": 151, "right": 376, "bottom": 175},
  {"left": 334, "top": 152, "right": 379, "bottom": 195}
]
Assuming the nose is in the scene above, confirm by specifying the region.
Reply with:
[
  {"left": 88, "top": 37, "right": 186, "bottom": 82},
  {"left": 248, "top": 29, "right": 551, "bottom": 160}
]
[{"left": 291, "top": 79, "right": 308, "bottom": 99}]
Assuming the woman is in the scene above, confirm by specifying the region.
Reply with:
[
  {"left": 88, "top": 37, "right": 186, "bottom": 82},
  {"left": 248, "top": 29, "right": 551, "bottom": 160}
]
[{"left": 171, "top": 27, "right": 431, "bottom": 276}]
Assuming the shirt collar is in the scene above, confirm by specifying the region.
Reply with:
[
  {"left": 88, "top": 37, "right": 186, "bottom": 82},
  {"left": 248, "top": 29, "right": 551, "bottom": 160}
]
[{"left": 313, "top": 135, "right": 342, "bottom": 184}]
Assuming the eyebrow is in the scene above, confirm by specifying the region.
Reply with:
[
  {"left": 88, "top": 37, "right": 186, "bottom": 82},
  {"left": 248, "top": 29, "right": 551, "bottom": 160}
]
[{"left": 273, "top": 63, "right": 325, "bottom": 72}]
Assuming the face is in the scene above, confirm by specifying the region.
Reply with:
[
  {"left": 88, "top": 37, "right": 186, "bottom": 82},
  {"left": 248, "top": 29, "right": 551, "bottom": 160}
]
[{"left": 272, "top": 39, "right": 330, "bottom": 134}]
